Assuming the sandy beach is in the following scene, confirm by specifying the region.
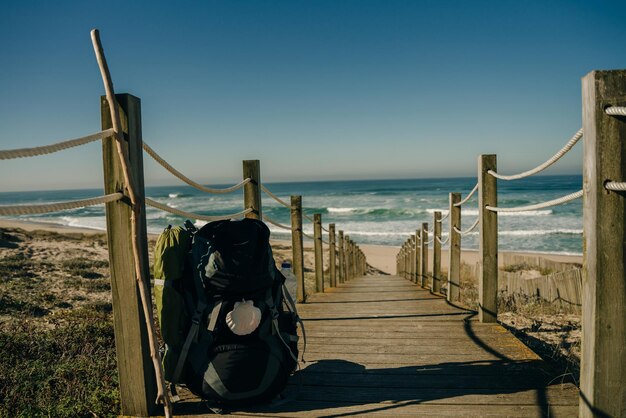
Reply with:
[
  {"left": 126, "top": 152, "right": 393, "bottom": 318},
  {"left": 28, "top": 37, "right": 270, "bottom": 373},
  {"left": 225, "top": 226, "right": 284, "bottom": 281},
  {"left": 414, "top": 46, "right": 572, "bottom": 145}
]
[{"left": 0, "top": 218, "right": 582, "bottom": 275}]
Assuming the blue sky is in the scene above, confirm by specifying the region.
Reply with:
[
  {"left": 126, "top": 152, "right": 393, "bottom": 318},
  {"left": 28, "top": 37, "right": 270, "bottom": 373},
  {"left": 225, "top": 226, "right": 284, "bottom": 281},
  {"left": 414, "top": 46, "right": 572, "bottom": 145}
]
[{"left": 1, "top": 1, "right": 625, "bottom": 191}]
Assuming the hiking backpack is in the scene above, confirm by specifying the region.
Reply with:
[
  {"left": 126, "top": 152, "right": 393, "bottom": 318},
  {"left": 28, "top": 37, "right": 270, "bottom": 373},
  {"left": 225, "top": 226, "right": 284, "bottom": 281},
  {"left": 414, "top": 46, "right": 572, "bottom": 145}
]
[{"left": 154, "top": 218, "right": 302, "bottom": 405}]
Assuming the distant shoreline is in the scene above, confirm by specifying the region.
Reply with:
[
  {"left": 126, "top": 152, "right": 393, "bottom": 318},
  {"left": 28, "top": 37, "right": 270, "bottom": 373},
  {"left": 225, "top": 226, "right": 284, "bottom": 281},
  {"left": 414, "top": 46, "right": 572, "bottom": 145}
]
[{"left": 0, "top": 219, "right": 582, "bottom": 275}]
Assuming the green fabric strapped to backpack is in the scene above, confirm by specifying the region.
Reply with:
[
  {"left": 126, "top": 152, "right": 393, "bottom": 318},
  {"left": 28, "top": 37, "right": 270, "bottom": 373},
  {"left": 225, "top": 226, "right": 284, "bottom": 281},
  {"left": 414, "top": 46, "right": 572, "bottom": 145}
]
[{"left": 153, "top": 225, "right": 192, "bottom": 380}]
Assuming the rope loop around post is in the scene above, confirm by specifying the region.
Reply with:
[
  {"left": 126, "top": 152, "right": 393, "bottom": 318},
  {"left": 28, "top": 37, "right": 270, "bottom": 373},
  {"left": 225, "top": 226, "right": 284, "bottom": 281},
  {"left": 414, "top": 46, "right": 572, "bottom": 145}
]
[
  {"left": 436, "top": 212, "right": 450, "bottom": 222},
  {"left": 453, "top": 183, "right": 478, "bottom": 207},
  {"left": 605, "top": 181, "right": 626, "bottom": 191},
  {"left": 436, "top": 235, "right": 450, "bottom": 245},
  {"left": 453, "top": 217, "right": 480, "bottom": 235},
  {"left": 605, "top": 106, "right": 626, "bottom": 117},
  {"left": 487, "top": 128, "right": 583, "bottom": 181}
]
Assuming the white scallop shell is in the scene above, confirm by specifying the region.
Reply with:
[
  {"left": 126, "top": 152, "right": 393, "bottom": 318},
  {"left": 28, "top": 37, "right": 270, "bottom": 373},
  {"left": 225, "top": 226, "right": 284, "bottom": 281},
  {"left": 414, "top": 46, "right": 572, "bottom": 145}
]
[{"left": 225, "top": 300, "right": 261, "bottom": 336}]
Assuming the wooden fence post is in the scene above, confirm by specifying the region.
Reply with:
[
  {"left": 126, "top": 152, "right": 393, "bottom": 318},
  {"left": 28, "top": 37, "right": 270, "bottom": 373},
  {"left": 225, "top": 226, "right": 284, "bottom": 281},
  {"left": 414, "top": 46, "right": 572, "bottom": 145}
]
[
  {"left": 415, "top": 230, "right": 421, "bottom": 284},
  {"left": 433, "top": 211, "right": 442, "bottom": 294},
  {"left": 580, "top": 69, "right": 626, "bottom": 417},
  {"left": 349, "top": 239, "right": 355, "bottom": 279},
  {"left": 448, "top": 192, "right": 461, "bottom": 302},
  {"left": 329, "top": 223, "right": 336, "bottom": 287},
  {"left": 479, "top": 154, "right": 498, "bottom": 323},
  {"left": 290, "top": 195, "right": 306, "bottom": 303},
  {"left": 243, "top": 160, "right": 262, "bottom": 220},
  {"left": 421, "top": 222, "right": 429, "bottom": 288},
  {"left": 406, "top": 235, "right": 415, "bottom": 281},
  {"left": 101, "top": 93, "right": 156, "bottom": 416},
  {"left": 338, "top": 230, "right": 345, "bottom": 283},
  {"left": 313, "top": 213, "right": 324, "bottom": 292},
  {"left": 344, "top": 235, "right": 350, "bottom": 281}
]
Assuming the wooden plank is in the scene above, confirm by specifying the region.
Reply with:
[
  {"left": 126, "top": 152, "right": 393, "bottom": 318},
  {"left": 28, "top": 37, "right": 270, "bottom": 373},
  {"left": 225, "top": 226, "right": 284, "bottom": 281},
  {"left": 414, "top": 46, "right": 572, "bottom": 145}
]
[
  {"left": 228, "top": 403, "right": 579, "bottom": 417},
  {"left": 242, "top": 160, "right": 261, "bottom": 219},
  {"left": 433, "top": 211, "right": 442, "bottom": 293},
  {"left": 448, "top": 192, "right": 461, "bottom": 302},
  {"left": 421, "top": 223, "right": 428, "bottom": 287},
  {"left": 313, "top": 214, "right": 324, "bottom": 292},
  {"left": 282, "top": 385, "right": 579, "bottom": 405},
  {"left": 101, "top": 94, "right": 156, "bottom": 416},
  {"left": 290, "top": 195, "right": 306, "bottom": 303},
  {"left": 479, "top": 154, "right": 498, "bottom": 322},
  {"left": 328, "top": 223, "right": 336, "bottom": 287},
  {"left": 337, "top": 230, "right": 345, "bottom": 283},
  {"left": 580, "top": 69, "right": 626, "bottom": 418}
]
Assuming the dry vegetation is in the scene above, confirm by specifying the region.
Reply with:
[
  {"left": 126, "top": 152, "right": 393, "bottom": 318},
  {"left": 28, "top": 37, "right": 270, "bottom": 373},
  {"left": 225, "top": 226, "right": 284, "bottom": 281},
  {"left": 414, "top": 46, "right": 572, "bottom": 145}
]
[
  {"left": 457, "top": 261, "right": 581, "bottom": 383},
  {"left": 0, "top": 227, "right": 316, "bottom": 417}
]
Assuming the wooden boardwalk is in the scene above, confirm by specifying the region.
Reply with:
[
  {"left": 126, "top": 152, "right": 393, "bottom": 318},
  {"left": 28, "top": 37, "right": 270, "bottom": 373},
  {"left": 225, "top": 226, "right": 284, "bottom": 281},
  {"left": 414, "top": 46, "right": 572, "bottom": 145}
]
[{"left": 178, "top": 275, "right": 579, "bottom": 417}]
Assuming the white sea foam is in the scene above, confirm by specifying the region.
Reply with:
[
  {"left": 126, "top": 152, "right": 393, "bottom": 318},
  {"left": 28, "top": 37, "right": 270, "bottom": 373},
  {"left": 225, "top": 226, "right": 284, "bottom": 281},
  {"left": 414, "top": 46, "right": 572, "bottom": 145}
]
[
  {"left": 169, "top": 193, "right": 180, "bottom": 198},
  {"left": 327, "top": 207, "right": 356, "bottom": 213},
  {"left": 59, "top": 216, "right": 107, "bottom": 231}
]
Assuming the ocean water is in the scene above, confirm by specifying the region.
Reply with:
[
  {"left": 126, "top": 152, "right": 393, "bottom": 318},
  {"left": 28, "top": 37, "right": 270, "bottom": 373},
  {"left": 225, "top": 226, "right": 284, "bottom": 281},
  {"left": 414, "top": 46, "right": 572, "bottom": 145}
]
[{"left": 0, "top": 175, "right": 583, "bottom": 255}]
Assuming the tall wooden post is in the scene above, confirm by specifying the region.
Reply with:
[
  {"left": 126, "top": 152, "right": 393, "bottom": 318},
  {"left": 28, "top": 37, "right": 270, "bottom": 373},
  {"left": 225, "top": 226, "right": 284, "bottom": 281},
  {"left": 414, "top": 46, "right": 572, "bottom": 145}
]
[
  {"left": 313, "top": 213, "right": 324, "bottom": 292},
  {"left": 338, "top": 230, "right": 345, "bottom": 283},
  {"left": 243, "top": 160, "right": 262, "bottom": 220},
  {"left": 329, "top": 224, "right": 337, "bottom": 287},
  {"left": 349, "top": 239, "right": 355, "bottom": 279},
  {"left": 580, "top": 70, "right": 626, "bottom": 418},
  {"left": 290, "top": 196, "right": 305, "bottom": 303},
  {"left": 448, "top": 193, "right": 461, "bottom": 302},
  {"left": 433, "top": 211, "right": 442, "bottom": 294},
  {"left": 344, "top": 235, "right": 351, "bottom": 281},
  {"left": 406, "top": 235, "right": 415, "bottom": 281},
  {"left": 101, "top": 94, "right": 156, "bottom": 416},
  {"left": 415, "top": 230, "right": 421, "bottom": 284},
  {"left": 421, "top": 223, "right": 429, "bottom": 288},
  {"left": 479, "top": 154, "right": 498, "bottom": 323}
]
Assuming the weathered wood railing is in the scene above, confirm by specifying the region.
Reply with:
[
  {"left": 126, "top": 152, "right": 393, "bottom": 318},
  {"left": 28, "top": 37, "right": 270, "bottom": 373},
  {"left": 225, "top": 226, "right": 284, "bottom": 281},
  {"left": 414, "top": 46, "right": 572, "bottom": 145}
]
[{"left": 396, "top": 69, "right": 626, "bottom": 417}]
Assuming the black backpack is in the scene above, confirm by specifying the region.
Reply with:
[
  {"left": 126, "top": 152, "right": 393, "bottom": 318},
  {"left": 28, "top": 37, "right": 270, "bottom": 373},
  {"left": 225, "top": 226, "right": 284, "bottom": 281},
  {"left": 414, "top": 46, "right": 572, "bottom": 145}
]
[{"left": 154, "top": 218, "right": 302, "bottom": 406}]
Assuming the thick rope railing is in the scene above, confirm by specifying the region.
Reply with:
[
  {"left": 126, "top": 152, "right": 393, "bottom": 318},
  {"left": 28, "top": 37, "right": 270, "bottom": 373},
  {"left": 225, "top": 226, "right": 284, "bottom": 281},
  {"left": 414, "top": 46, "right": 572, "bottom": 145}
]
[
  {"left": 486, "top": 189, "right": 582, "bottom": 213},
  {"left": 487, "top": 128, "right": 583, "bottom": 181},
  {"left": 605, "top": 106, "right": 626, "bottom": 117},
  {"left": 453, "top": 217, "right": 480, "bottom": 235},
  {"left": 322, "top": 225, "right": 329, "bottom": 233},
  {"left": 260, "top": 184, "right": 290, "bottom": 208},
  {"left": 0, "top": 193, "right": 124, "bottom": 216},
  {"left": 303, "top": 213, "right": 315, "bottom": 223},
  {"left": 606, "top": 182, "right": 626, "bottom": 191},
  {"left": 143, "top": 142, "right": 251, "bottom": 194},
  {"left": 0, "top": 129, "right": 115, "bottom": 160},
  {"left": 453, "top": 183, "right": 478, "bottom": 207},
  {"left": 145, "top": 198, "right": 252, "bottom": 222},
  {"left": 425, "top": 237, "right": 434, "bottom": 245},
  {"left": 264, "top": 215, "right": 292, "bottom": 231},
  {"left": 436, "top": 235, "right": 450, "bottom": 245},
  {"left": 303, "top": 231, "right": 314, "bottom": 240}
]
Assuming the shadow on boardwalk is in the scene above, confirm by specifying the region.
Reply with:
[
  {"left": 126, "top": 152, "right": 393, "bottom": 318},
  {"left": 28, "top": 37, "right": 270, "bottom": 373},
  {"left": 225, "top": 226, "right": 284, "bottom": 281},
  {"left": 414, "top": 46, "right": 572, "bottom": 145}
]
[{"left": 175, "top": 317, "right": 576, "bottom": 417}]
